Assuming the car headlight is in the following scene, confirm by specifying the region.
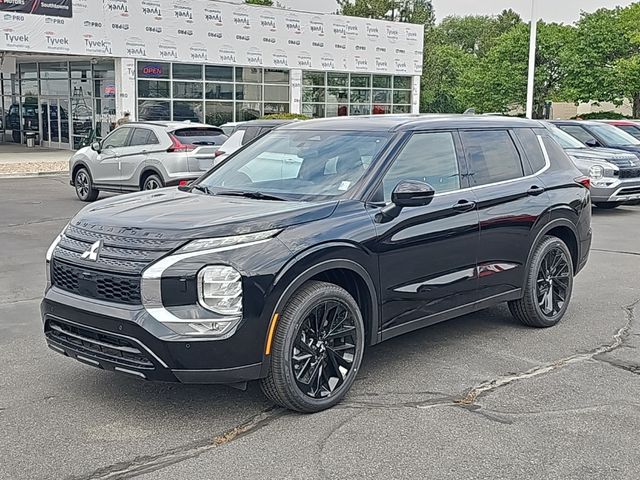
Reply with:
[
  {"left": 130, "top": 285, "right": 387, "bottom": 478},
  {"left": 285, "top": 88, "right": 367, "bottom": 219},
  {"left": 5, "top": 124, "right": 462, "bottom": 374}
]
[
  {"left": 177, "top": 229, "right": 281, "bottom": 253},
  {"left": 197, "top": 265, "right": 242, "bottom": 316},
  {"left": 589, "top": 165, "right": 604, "bottom": 180},
  {"left": 45, "top": 223, "right": 68, "bottom": 285}
]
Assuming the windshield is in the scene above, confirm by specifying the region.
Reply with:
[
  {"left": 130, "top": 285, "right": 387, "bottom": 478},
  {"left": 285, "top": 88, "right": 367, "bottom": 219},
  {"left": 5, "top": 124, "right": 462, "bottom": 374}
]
[
  {"left": 198, "top": 129, "right": 390, "bottom": 201},
  {"left": 548, "top": 125, "right": 586, "bottom": 149},
  {"left": 591, "top": 124, "right": 640, "bottom": 147}
]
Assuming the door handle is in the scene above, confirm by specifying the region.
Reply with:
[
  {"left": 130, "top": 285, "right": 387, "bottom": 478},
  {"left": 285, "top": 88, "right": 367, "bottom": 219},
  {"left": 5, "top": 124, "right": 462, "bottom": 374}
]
[
  {"left": 452, "top": 199, "right": 476, "bottom": 212},
  {"left": 527, "top": 185, "right": 545, "bottom": 196}
]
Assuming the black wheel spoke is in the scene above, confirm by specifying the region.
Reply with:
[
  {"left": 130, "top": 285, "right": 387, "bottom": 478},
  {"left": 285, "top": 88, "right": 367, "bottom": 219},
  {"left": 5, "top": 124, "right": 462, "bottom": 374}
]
[
  {"left": 325, "top": 325, "right": 355, "bottom": 341},
  {"left": 537, "top": 247, "right": 570, "bottom": 318}
]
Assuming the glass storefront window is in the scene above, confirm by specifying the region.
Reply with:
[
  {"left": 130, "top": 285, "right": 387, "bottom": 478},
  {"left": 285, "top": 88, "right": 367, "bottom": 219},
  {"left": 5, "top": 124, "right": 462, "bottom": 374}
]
[
  {"left": 303, "top": 72, "right": 325, "bottom": 86},
  {"left": 173, "top": 81, "right": 203, "bottom": 99},
  {"left": 138, "top": 100, "right": 170, "bottom": 120},
  {"left": 302, "top": 87, "right": 325, "bottom": 103},
  {"left": 70, "top": 62, "right": 92, "bottom": 79},
  {"left": 20, "top": 80, "right": 39, "bottom": 97},
  {"left": 94, "top": 61, "right": 115, "bottom": 79},
  {"left": 373, "top": 75, "right": 392, "bottom": 89},
  {"left": 173, "top": 64, "right": 203, "bottom": 80},
  {"left": 205, "top": 101, "right": 234, "bottom": 126},
  {"left": 328, "top": 73, "right": 348, "bottom": 87},
  {"left": 302, "top": 103, "right": 325, "bottom": 118},
  {"left": 138, "top": 80, "right": 170, "bottom": 98},
  {"left": 173, "top": 101, "right": 204, "bottom": 122},
  {"left": 372, "top": 90, "right": 392, "bottom": 104},
  {"left": 350, "top": 74, "right": 370, "bottom": 88},
  {"left": 264, "top": 103, "right": 289, "bottom": 115},
  {"left": 393, "top": 105, "right": 411, "bottom": 113},
  {"left": 264, "top": 85, "right": 289, "bottom": 102},
  {"left": 236, "top": 102, "right": 262, "bottom": 121},
  {"left": 236, "top": 84, "right": 262, "bottom": 101},
  {"left": 40, "top": 79, "right": 70, "bottom": 96},
  {"left": 327, "top": 88, "right": 348, "bottom": 103},
  {"left": 393, "top": 90, "right": 411, "bottom": 105},
  {"left": 236, "top": 67, "right": 262, "bottom": 83},
  {"left": 350, "top": 89, "right": 370, "bottom": 104},
  {"left": 39, "top": 62, "right": 69, "bottom": 79},
  {"left": 19, "top": 64, "right": 37, "bottom": 80},
  {"left": 205, "top": 83, "right": 234, "bottom": 100},
  {"left": 350, "top": 105, "right": 371, "bottom": 115},
  {"left": 394, "top": 76, "right": 412, "bottom": 89},
  {"left": 373, "top": 104, "right": 392, "bottom": 114},
  {"left": 71, "top": 79, "right": 93, "bottom": 97},
  {"left": 138, "top": 62, "right": 170, "bottom": 79},
  {"left": 264, "top": 69, "right": 289, "bottom": 84},
  {"left": 206, "top": 66, "right": 233, "bottom": 82},
  {"left": 326, "top": 103, "right": 348, "bottom": 117}
]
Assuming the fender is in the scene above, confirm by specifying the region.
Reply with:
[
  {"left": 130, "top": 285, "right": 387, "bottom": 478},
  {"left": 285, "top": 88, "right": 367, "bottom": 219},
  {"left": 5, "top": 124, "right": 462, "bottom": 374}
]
[
  {"left": 138, "top": 165, "right": 166, "bottom": 188},
  {"left": 70, "top": 159, "right": 91, "bottom": 185},
  {"left": 267, "top": 241, "right": 380, "bottom": 349},
  {"left": 525, "top": 216, "right": 579, "bottom": 275}
]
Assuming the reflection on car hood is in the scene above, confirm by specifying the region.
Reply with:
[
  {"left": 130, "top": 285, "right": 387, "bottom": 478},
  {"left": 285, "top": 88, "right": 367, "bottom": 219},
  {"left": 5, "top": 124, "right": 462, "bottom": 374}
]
[
  {"left": 72, "top": 188, "right": 338, "bottom": 239},
  {"left": 564, "top": 147, "right": 638, "bottom": 161}
]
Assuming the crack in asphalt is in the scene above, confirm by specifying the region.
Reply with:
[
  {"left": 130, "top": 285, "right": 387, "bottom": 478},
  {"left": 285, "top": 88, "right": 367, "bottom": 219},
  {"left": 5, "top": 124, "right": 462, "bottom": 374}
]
[
  {"left": 591, "top": 248, "right": 640, "bottom": 257},
  {"left": 69, "top": 407, "right": 287, "bottom": 480},
  {"left": 3, "top": 216, "right": 71, "bottom": 228}
]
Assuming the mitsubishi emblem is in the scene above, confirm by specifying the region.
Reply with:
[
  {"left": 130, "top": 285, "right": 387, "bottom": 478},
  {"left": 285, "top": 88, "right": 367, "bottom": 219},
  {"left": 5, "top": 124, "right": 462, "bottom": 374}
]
[{"left": 81, "top": 240, "right": 103, "bottom": 262}]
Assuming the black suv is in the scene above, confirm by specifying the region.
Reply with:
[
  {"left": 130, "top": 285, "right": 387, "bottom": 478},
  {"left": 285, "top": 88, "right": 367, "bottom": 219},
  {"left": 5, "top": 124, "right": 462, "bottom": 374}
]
[{"left": 42, "top": 115, "right": 592, "bottom": 412}]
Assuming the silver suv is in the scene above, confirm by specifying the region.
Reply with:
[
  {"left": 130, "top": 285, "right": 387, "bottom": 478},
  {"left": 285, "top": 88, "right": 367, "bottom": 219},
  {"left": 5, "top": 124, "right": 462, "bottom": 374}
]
[{"left": 70, "top": 121, "right": 227, "bottom": 201}]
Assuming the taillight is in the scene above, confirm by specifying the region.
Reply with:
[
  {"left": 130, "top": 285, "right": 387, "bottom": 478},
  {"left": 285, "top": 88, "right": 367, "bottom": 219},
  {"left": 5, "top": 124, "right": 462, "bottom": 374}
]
[
  {"left": 167, "top": 134, "right": 195, "bottom": 152},
  {"left": 214, "top": 149, "right": 225, "bottom": 157},
  {"left": 575, "top": 176, "right": 590, "bottom": 189}
]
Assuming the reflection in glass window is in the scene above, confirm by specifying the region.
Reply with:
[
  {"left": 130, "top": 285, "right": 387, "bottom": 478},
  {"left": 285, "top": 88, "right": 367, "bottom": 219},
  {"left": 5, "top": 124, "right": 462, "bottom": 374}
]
[
  {"left": 303, "top": 87, "right": 325, "bottom": 103},
  {"left": 236, "top": 67, "right": 262, "bottom": 83},
  {"left": 303, "top": 71, "right": 326, "bottom": 86},
  {"left": 264, "top": 85, "right": 289, "bottom": 102},
  {"left": 393, "top": 90, "right": 411, "bottom": 104},
  {"left": 206, "top": 65, "right": 233, "bottom": 82},
  {"left": 460, "top": 130, "right": 524, "bottom": 186},
  {"left": 236, "top": 84, "right": 262, "bottom": 101},
  {"left": 373, "top": 75, "right": 392, "bottom": 88},
  {"left": 236, "top": 102, "right": 262, "bottom": 121},
  {"left": 173, "top": 81, "right": 203, "bottom": 99},
  {"left": 39, "top": 62, "right": 68, "bottom": 79},
  {"left": 264, "top": 103, "right": 289, "bottom": 115},
  {"left": 350, "top": 89, "right": 370, "bottom": 104},
  {"left": 382, "top": 132, "right": 460, "bottom": 202},
  {"left": 393, "top": 76, "right": 411, "bottom": 89},
  {"left": 173, "top": 101, "right": 203, "bottom": 122},
  {"left": 328, "top": 73, "right": 348, "bottom": 87},
  {"left": 205, "top": 83, "right": 234, "bottom": 100},
  {"left": 172, "top": 63, "right": 202, "bottom": 80},
  {"left": 138, "top": 80, "right": 170, "bottom": 98},
  {"left": 326, "top": 103, "right": 348, "bottom": 117},
  {"left": 350, "top": 105, "right": 371, "bottom": 115},
  {"left": 40, "top": 79, "right": 69, "bottom": 96},
  {"left": 302, "top": 103, "right": 325, "bottom": 118},
  {"left": 205, "top": 101, "right": 234, "bottom": 126},
  {"left": 138, "top": 100, "right": 171, "bottom": 121},
  {"left": 264, "top": 69, "right": 289, "bottom": 84},
  {"left": 350, "top": 74, "right": 370, "bottom": 88}
]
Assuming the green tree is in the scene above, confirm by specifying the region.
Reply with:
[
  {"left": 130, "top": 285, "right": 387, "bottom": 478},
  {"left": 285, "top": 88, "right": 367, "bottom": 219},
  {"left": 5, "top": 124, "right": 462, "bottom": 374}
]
[
  {"left": 245, "top": 0, "right": 273, "bottom": 5},
  {"left": 420, "top": 44, "right": 475, "bottom": 112},
  {"left": 337, "top": 0, "right": 434, "bottom": 25},
  {"left": 461, "top": 22, "right": 576, "bottom": 117},
  {"left": 566, "top": 4, "right": 640, "bottom": 117}
]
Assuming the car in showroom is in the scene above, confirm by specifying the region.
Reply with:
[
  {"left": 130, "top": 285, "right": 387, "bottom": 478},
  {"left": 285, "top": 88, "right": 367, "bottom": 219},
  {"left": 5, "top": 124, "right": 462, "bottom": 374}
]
[
  {"left": 42, "top": 115, "right": 592, "bottom": 412},
  {"left": 545, "top": 123, "right": 640, "bottom": 208},
  {"left": 69, "top": 121, "right": 227, "bottom": 201}
]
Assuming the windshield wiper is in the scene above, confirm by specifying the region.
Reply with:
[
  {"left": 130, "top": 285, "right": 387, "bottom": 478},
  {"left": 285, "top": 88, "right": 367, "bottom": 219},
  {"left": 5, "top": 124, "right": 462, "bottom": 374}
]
[
  {"left": 190, "top": 184, "right": 213, "bottom": 195},
  {"left": 215, "top": 190, "right": 288, "bottom": 201}
]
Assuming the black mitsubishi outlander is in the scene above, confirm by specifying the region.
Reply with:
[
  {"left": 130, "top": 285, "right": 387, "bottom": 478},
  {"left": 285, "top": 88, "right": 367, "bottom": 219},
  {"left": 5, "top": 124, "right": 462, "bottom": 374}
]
[{"left": 42, "top": 115, "right": 592, "bottom": 412}]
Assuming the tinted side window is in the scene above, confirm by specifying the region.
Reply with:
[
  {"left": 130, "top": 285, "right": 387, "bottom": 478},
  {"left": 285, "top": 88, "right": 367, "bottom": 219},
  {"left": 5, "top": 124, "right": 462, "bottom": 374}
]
[
  {"left": 558, "top": 125, "right": 596, "bottom": 144},
  {"left": 514, "top": 128, "right": 546, "bottom": 172},
  {"left": 382, "top": 132, "right": 461, "bottom": 202},
  {"left": 618, "top": 125, "right": 640, "bottom": 140},
  {"left": 102, "top": 127, "right": 131, "bottom": 149},
  {"left": 461, "top": 130, "right": 524, "bottom": 186},
  {"left": 242, "top": 127, "right": 261, "bottom": 145},
  {"left": 129, "top": 128, "right": 151, "bottom": 146}
]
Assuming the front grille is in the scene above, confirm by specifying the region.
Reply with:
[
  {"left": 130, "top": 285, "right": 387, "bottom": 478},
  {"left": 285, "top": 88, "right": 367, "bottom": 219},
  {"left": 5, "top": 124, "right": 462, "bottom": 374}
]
[
  {"left": 607, "top": 156, "right": 639, "bottom": 168},
  {"left": 619, "top": 168, "right": 640, "bottom": 179},
  {"left": 52, "top": 259, "right": 141, "bottom": 304},
  {"left": 46, "top": 319, "right": 154, "bottom": 369},
  {"left": 618, "top": 186, "right": 640, "bottom": 195}
]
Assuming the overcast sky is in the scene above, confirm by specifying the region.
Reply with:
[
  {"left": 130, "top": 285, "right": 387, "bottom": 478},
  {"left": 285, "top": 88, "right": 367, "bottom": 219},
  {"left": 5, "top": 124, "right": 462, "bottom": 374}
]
[{"left": 276, "top": 0, "right": 637, "bottom": 24}]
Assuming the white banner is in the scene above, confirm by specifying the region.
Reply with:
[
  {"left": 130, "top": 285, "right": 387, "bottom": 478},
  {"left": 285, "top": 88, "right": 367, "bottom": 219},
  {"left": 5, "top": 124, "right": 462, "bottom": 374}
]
[{"left": 1, "top": 0, "right": 424, "bottom": 75}]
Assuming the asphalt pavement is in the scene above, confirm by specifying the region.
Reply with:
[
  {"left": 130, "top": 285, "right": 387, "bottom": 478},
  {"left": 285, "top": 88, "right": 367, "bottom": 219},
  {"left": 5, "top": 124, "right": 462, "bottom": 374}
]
[{"left": 1, "top": 176, "right": 639, "bottom": 480}]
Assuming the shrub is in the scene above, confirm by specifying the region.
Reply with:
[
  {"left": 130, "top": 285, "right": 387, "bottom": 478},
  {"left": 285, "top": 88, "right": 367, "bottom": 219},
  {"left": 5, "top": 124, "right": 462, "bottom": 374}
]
[
  {"left": 571, "top": 111, "right": 631, "bottom": 120},
  {"left": 260, "top": 113, "right": 310, "bottom": 120}
]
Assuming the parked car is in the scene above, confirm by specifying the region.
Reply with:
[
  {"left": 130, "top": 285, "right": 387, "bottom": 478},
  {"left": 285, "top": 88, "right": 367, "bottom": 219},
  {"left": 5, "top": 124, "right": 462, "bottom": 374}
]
[
  {"left": 69, "top": 121, "right": 227, "bottom": 201},
  {"left": 43, "top": 115, "right": 591, "bottom": 412},
  {"left": 598, "top": 119, "right": 640, "bottom": 141},
  {"left": 214, "top": 119, "right": 296, "bottom": 164},
  {"left": 219, "top": 121, "right": 245, "bottom": 136},
  {"left": 545, "top": 123, "right": 640, "bottom": 208},
  {"left": 551, "top": 119, "right": 640, "bottom": 157}
]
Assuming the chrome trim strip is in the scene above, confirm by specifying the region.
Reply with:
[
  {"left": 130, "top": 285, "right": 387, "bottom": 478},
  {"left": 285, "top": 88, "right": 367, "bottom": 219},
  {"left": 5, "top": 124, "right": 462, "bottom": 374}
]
[
  {"left": 76, "top": 355, "right": 100, "bottom": 366},
  {"left": 114, "top": 367, "right": 147, "bottom": 379},
  {"left": 141, "top": 238, "right": 270, "bottom": 331},
  {"left": 46, "top": 314, "right": 169, "bottom": 368},
  {"left": 48, "top": 343, "right": 66, "bottom": 355}
]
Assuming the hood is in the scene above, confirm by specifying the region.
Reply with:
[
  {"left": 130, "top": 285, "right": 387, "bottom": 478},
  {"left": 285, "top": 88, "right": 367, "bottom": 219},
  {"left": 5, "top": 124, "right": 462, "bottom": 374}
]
[
  {"left": 72, "top": 188, "right": 338, "bottom": 240},
  {"left": 564, "top": 147, "right": 638, "bottom": 162},
  {"left": 609, "top": 145, "right": 640, "bottom": 158}
]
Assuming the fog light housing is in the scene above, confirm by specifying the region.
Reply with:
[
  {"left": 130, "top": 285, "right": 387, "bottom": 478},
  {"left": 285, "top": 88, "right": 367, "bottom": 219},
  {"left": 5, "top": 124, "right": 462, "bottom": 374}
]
[{"left": 197, "top": 265, "right": 243, "bottom": 316}]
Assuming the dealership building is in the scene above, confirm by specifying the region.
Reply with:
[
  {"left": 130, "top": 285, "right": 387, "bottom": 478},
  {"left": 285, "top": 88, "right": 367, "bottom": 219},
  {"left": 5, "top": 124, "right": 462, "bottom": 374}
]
[{"left": 0, "top": 0, "right": 424, "bottom": 150}]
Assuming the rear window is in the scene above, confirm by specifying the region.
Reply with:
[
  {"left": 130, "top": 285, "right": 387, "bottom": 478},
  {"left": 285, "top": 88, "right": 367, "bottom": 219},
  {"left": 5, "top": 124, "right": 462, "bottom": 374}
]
[{"left": 172, "top": 128, "right": 227, "bottom": 146}]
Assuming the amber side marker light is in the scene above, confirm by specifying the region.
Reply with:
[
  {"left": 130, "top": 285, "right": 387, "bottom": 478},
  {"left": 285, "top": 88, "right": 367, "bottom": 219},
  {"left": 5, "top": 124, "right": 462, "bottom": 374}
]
[{"left": 265, "top": 313, "right": 280, "bottom": 355}]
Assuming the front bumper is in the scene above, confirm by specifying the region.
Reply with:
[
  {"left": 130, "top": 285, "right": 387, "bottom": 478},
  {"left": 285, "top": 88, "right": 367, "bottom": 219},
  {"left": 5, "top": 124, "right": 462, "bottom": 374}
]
[
  {"left": 590, "top": 178, "right": 640, "bottom": 203},
  {"left": 41, "top": 287, "right": 266, "bottom": 384}
]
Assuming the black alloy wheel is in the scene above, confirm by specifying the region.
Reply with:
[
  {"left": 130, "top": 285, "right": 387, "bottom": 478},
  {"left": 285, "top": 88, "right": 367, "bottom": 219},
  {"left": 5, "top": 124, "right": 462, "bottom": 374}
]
[
  {"left": 509, "top": 235, "right": 574, "bottom": 328},
  {"left": 74, "top": 167, "right": 99, "bottom": 202},
  {"left": 260, "top": 281, "right": 365, "bottom": 412}
]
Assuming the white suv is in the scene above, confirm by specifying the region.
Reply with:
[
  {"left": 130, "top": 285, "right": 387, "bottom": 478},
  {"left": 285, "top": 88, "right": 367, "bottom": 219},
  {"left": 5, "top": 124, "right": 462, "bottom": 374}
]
[{"left": 70, "top": 121, "right": 227, "bottom": 201}]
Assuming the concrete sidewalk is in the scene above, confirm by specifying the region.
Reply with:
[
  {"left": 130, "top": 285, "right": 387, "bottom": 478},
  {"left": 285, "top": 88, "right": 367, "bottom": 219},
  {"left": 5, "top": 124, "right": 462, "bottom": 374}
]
[{"left": 0, "top": 144, "right": 71, "bottom": 177}]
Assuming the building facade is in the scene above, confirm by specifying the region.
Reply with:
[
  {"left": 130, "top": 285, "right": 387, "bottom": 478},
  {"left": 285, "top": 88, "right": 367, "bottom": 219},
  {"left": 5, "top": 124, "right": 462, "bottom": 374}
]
[{"left": 0, "top": 0, "right": 424, "bottom": 149}]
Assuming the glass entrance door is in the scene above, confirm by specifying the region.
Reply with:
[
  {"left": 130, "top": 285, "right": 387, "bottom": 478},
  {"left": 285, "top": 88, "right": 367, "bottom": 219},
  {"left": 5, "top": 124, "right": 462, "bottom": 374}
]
[{"left": 41, "top": 98, "right": 71, "bottom": 149}]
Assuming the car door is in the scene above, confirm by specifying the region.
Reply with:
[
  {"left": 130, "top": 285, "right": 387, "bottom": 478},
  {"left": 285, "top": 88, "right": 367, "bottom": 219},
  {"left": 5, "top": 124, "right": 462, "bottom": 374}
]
[
  {"left": 460, "top": 128, "right": 551, "bottom": 302},
  {"left": 371, "top": 131, "right": 480, "bottom": 339},
  {"left": 122, "top": 127, "right": 160, "bottom": 187},
  {"left": 93, "top": 126, "right": 133, "bottom": 186}
]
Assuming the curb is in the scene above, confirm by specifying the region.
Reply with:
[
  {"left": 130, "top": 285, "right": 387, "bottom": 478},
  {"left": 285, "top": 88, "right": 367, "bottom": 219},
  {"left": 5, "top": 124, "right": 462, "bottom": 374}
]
[{"left": 0, "top": 170, "right": 68, "bottom": 179}]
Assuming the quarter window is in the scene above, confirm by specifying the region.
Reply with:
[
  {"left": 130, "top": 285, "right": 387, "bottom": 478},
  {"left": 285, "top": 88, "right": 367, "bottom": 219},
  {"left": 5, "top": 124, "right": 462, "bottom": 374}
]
[
  {"left": 102, "top": 127, "right": 131, "bottom": 149},
  {"left": 381, "top": 132, "right": 461, "bottom": 202},
  {"left": 461, "top": 130, "right": 524, "bottom": 186},
  {"left": 129, "top": 128, "right": 158, "bottom": 146},
  {"left": 514, "top": 128, "right": 546, "bottom": 172}
]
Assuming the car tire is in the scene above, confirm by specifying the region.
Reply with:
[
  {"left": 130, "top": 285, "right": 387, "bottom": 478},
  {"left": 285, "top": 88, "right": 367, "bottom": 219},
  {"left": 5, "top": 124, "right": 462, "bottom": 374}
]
[
  {"left": 594, "top": 202, "right": 621, "bottom": 209},
  {"left": 508, "top": 235, "right": 574, "bottom": 328},
  {"left": 260, "top": 280, "right": 365, "bottom": 413},
  {"left": 74, "top": 167, "right": 99, "bottom": 202},
  {"left": 142, "top": 173, "right": 163, "bottom": 191}
]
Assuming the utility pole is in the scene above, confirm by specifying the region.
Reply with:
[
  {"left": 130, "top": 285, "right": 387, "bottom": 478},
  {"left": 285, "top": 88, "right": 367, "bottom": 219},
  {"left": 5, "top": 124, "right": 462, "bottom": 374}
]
[{"left": 525, "top": 0, "right": 538, "bottom": 119}]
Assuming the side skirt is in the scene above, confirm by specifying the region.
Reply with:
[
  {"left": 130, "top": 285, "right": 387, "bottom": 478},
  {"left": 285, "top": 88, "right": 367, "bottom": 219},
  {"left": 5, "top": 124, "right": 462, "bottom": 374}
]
[{"left": 380, "top": 289, "right": 522, "bottom": 342}]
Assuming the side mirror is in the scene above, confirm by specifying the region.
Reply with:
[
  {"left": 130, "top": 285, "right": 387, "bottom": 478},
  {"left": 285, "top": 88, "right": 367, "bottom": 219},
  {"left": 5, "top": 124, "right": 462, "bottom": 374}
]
[
  {"left": 90, "top": 141, "right": 101, "bottom": 153},
  {"left": 585, "top": 139, "right": 599, "bottom": 148},
  {"left": 375, "top": 180, "right": 435, "bottom": 223}
]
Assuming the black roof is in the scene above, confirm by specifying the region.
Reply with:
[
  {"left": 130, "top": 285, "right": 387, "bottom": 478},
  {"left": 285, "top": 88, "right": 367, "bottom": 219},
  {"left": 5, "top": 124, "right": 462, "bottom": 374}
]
[
  {"left": 549, "top": 119, "right": 603, "bottom": 126},
  {"left": 281, "top": 114, "right": 544, "bottom": 132}
]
